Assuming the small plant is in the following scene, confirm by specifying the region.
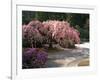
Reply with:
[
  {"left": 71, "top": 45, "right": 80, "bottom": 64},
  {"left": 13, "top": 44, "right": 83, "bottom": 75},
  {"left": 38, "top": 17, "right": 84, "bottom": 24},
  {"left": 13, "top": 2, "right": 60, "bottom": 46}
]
[{"left": 22, "top": 48, "right": 48, "bottom": 68}]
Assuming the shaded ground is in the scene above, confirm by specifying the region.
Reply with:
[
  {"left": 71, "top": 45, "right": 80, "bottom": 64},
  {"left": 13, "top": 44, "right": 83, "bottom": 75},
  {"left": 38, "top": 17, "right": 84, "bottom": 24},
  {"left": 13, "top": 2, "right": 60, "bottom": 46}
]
[{"left": 44, "top": 43, "right": 89, "bottom": 67}]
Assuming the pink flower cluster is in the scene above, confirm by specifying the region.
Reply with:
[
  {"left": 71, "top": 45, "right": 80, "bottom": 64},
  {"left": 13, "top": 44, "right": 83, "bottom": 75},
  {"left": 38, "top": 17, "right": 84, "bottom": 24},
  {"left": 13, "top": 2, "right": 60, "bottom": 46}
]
[{"left": 42, "top": 20, "right": 80, "bottom": 44}]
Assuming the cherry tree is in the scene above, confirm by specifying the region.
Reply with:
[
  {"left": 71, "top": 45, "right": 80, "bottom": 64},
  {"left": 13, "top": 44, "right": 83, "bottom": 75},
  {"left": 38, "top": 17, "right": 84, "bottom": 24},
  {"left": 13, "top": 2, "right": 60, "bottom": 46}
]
[
  {"left": 22, "top": 20, "right": 44, "bottom": 48},
  {"left": 41, "top": 20, "right": 80, "bottom": 48}
]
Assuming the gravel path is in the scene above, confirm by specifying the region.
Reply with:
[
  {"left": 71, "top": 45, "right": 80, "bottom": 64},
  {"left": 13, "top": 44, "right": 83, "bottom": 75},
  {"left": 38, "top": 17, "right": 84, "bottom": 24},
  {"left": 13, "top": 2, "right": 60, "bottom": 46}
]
[{"left": 44, "top": 43, "right": 89, "bottom": 67}]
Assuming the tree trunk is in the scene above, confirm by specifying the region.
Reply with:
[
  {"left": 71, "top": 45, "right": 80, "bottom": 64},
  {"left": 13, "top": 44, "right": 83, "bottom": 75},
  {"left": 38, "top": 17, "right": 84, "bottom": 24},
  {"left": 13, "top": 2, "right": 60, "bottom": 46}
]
[
  {"left": 49, "top": 43, "right": 53, "bottom": 48},
  {"left": 48, "top": 37, "right": 53, "bottom": 48}
]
